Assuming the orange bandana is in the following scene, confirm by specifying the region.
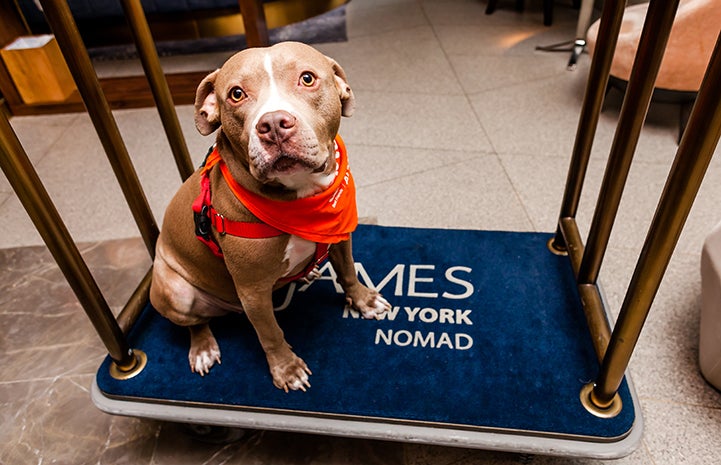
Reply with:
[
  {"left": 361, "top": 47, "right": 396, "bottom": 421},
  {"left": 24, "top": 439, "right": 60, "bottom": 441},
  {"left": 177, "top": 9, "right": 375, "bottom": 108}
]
[{"left": 210, "top": 136, "right": 357, "bottom": 244}]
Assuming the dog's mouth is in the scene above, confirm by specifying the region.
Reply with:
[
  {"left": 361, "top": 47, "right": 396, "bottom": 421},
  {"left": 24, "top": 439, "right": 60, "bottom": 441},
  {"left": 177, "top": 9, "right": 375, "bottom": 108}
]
[
  {"left": 271, "top": 154, "right": 327, "bottom": 174},
  {"left": 272, "top": 155, "right": 303, "bottom": 173}
]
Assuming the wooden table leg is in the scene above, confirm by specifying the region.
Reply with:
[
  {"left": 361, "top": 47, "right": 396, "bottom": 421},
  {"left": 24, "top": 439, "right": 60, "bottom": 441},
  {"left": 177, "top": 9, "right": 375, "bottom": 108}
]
[{"left": 238, "top": 0, "right": 269, "bottom": 47}]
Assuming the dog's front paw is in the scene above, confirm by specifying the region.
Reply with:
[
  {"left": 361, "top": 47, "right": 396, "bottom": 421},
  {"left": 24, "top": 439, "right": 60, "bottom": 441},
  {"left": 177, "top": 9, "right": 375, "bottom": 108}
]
[
  {"left": 188, "top": 324, "right": 221, "bottom": 376},
  {"left": 267, "top": 348, "right": 312, "bottom": 392},
  {"left": 346, "top": 286, "right": 391, "bottom": 320}
]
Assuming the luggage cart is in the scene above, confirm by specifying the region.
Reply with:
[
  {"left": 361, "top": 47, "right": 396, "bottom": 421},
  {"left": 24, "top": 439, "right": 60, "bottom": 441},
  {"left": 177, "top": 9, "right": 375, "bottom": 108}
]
[{"left": 2, "top": 0, "right": 721, "bottom": 459}]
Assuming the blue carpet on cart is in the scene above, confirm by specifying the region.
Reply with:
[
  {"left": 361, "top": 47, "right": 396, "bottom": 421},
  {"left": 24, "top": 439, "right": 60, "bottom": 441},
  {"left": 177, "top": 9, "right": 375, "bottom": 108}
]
[{"left": 97, "top": 225, "right": 635, "bottom": 440}]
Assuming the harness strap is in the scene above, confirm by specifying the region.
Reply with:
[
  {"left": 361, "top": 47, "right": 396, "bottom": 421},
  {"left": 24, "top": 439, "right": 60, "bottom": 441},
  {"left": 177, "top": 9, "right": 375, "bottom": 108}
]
[
  {"left": 191, "top": 147, "right": 330, "bottom": 282},
  {"left": 279, "top": 242, "right": 330, "bottom": 284}
]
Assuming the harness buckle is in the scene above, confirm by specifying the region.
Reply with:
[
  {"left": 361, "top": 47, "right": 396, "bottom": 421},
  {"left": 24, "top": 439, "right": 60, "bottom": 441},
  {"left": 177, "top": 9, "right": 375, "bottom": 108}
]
[
  {"left": 194, "top": 205, "right": 212, "bottom": 238},
  {"left": 216, "top": 213, "right": 226, "bottom": 236}
]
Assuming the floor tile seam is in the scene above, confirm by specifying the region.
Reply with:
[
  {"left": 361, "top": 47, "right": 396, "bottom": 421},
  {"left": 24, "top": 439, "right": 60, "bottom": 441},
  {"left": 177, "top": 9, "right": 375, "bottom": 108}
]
[
  {"left": 9, "top": 114, "right": 81, "bottom": 168},
  {"left": 0, "top": 309, "right": 76, "bottom": 318},
  {"left": 639, "top": 439, "right": 658, "bottom": 465},
  {"left": 444, "top": 50, "right": 575, "bottom": 86},
  {"left": 420, "top": 13, "right": 501, "bottom": 158},
  {"left": 463, "top": 71, "right": 572, "bottom": 98},
  {"left": 422, "top": 41, "right": 500, "bottom": 160},
  {"left": 3, "top": 340, "right": 100, "bottom": 356},
  {"left": 147, "top": 424, "right": 163, "bottom": 465},
  {"left": 494, "top": 153, "right": 549, "bottom": 230},
  {"left": 431, "top": 11, "right": 528, "bottom": 205},
  {"left": 0, "top": 192, "right": 13, "bottom": 210},
  {"left": 348, "top": 141, "right": 496, "bottom": 158},
  {"left": 497, "top": 149, "right": 697, "bottom": 169},
  {"left": 431, "top": 23, "right": 571, "bottom": 50},
  {"left": 350, "top": 87, "right": 467, "bottom": 98},
  {"left": 426, "top": 24, "right": 516, "bottom": 164},
  {"left": 354, "top": 150, "right": 498, "bottom": 189},
  {"left": 416, "top": 0, "right": 478, "bottom": 103},
  {"left": 0, "top": 371, "right": 97, "bottom": 386},
  {"left": 494, "top": 149, "right": 576, "bottom": 160}
]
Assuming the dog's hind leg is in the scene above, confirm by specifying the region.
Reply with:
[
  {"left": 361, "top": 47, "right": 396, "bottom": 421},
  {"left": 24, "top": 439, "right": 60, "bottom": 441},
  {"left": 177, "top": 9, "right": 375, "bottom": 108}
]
[
  {"left": 151, "top": 248, "right": 238, "bottom": 376},
  {"left": 188, "top": 324, "right": 222, "bottom": 376}
]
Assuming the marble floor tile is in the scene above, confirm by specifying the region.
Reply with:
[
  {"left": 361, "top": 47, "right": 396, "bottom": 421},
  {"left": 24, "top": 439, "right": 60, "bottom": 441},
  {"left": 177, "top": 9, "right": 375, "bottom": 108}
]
[
  {"left": 1, "top": 113, "right": 83, "bottom": 193},
  {"left": 317, "top": 26, "right": 464, "bottom": 95},
  {"left": 347, "top": 143, "right": 483, "bottom": 188},
  {"left": 641, "top": 400, "right": 721, "bottom": 464},
  {"left": 0, "top": 375, "right": 161, "bottom": 465},
  {"left": 449, "top": 53, "right": 578, "bottom": 95},
  {"left": 0, "top": 191, "right": 10, "bottom": 206},
  {"left": 469, "top": 75, "right": 593, "bottom": 157},
  {"left": 433, "top": 21, "right": 576, "bottom": 58},
  {"left": 342, "top": 90, "right": 492, "bottom": 152},
  {"left": 357, "top": 153, "right": 532, "bottom": 231}
]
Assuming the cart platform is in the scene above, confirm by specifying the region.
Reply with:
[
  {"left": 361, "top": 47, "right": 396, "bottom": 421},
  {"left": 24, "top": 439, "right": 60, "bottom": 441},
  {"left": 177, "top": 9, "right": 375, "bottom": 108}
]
[{"left": 93, "top": 225, "right": 641, "bottom": 458}]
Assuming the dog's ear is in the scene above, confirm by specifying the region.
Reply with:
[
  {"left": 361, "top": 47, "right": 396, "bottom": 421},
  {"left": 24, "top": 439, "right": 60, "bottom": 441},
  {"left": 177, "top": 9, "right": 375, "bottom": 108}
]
[
  {"left": 194, "top": 69, "right": 221, "bottom": 135},
  {"left": 327, "top": 58, "right": 355, "bottom": 117}
]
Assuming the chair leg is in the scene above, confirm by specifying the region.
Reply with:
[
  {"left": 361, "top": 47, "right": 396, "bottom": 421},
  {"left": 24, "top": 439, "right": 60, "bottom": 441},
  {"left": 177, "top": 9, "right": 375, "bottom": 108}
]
[
  {"left": 543, "top": 0, "right": 553, "bottom": 26},
  {"left": 485, "top": 0, "right": 498, "bottom": 15}
]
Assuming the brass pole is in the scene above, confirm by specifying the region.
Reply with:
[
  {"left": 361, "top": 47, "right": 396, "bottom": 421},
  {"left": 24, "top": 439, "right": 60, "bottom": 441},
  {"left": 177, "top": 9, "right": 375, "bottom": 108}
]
[
  {"left": 119, "top": 0, "right": 194, "bottom": 181},
  {"left": 38, "top": 0, "right": 158, "bottom": 257},
  {"left": 0, "top": 111, "right": 138, "bottom": 371},
  {"left": 551, "top": 0, "right": 626, "bottom": 253},
  {"left": 577, "top": 0, "right": 681, "bottom": 285},
  {"left": 589, "top": 32, "right": 721, "bottom": 410},
  {"left": 117, "top": 268, "right": 152, "bottom": 335},
  {"left": 556, "top": 218, "right": 612, "bottom": 362}
]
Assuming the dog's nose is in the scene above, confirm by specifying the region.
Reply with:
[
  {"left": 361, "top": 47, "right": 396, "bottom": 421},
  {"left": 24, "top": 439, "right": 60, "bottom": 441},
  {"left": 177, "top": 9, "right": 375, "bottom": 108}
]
[{"left": 256, "top": 111, "right": 297, "bottom": 144}]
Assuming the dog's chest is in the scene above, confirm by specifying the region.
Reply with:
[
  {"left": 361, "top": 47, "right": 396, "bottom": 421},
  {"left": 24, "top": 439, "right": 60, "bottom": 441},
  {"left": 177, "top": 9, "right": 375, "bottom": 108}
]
[{"left": 283, "top": 235, "right": 316, "bottom": 277}]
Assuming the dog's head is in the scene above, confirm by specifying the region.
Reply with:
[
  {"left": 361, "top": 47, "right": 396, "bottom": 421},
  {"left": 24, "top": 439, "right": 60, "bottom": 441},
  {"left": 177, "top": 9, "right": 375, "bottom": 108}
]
[{"left": 194, "top": 42, "right": 355, "bottom": 196}]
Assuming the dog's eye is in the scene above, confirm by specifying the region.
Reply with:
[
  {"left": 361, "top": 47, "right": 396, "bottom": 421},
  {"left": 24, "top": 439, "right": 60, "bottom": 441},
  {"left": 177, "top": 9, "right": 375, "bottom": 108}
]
[
  {"left": 229, "top": 87, "right": 246, "bottom": 102},
  {"left": 299, "top": 72, "right": 316, "bottom": 87}
]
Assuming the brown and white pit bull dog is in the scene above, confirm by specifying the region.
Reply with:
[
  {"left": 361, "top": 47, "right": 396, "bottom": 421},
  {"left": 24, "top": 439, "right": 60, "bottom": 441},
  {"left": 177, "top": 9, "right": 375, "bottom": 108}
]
[{"left": 149, "top": 42, "right": 391, "bottom": 392}]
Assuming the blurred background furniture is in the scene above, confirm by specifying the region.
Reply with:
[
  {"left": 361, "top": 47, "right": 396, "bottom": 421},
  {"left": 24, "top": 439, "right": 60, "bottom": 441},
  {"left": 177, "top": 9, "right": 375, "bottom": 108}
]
[
  {"left": 485, "top": 0, "right": 579, "bottom": 27},
  {"left": 701, "top": 222, "right": 721, "bottom": 391},
  {"left": 1, "top": 0, "right": 345, "bottom": 116},
  {"left": 586, "top": 0, "right": 721, "bottom": 141}
]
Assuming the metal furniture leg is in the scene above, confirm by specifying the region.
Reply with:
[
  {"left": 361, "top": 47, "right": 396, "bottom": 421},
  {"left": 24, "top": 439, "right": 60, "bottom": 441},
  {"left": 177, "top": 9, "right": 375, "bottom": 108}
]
[
  {"left": 0, "top": 111, "right": 145, "bottom": 379},
  {"left": 119, "top": 0, "right": 194, "bottom": 181},
  {"left": 567, "top": 0, "right": 595, "bottom": 70},
  {"left": 38, "top": 0, "right": 159, "bottom": 257},
  {"left": 577, "top": 0, "right": 681, "bottom": 286},
  {"left": 584, "top": 30, "right": 721, "bottom": 415}
]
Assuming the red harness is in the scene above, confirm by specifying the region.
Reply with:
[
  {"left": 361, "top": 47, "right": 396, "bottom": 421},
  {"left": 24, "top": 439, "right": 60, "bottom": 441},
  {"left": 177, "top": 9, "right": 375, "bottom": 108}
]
[{"left": 191, "top": 138, "right": 354, "bottom": 283}]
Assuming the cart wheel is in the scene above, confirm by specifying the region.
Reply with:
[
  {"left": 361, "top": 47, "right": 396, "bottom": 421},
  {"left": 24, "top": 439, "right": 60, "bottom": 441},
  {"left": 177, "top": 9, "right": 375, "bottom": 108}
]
[{"left": 180, "top": 423, "right": 250, "bottom": 444}]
